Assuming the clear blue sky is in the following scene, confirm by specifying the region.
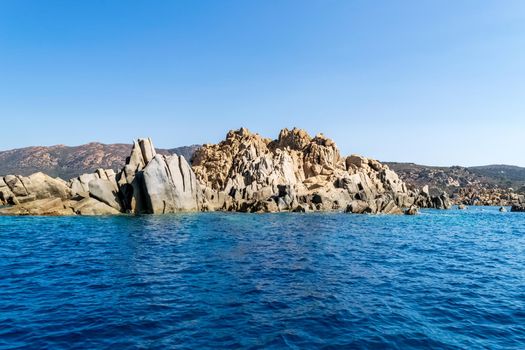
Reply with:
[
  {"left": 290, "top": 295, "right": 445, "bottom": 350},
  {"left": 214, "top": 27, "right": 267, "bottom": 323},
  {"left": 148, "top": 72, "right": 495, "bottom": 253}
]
[{"left": 1, "top": 0, "right": 524, "bottom": 166}]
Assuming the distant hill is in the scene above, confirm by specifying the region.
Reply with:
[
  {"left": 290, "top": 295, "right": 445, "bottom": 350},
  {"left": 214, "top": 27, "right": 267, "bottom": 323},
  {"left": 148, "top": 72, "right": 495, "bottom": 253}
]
[
  {"left": 469, "top": 165, "right": 525, "bottom": 188},
  {"left": 0, "top": 143, "right": 201, "bottom": 180},
  {"left": 386, "top": 162, "right": 525, "bottom": 194}
]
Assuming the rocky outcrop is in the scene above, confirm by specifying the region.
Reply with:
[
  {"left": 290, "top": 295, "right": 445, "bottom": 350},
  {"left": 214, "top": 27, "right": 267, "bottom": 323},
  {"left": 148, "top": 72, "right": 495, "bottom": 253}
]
[
  {"left": 142, "top": 154, "right": 202, "bottom": 213},
  {"left": 114, "top": 139, "right": 202, "bottom": 214},
  {"left": 387, "top": 162, "right": 525, "bottom": 207},
  {"left": 19, "top": 172, "right": 71, "bottom": 200},
  {"left": 412, "top": 185, "right": 452, "bottom": 210},
  {"left": 0, "top": 142, "right": 201, "bottom": 180},
  {"left": 192, "top": 127, "right": 415, "bottom": 214},
  {"left": 345, "top": 196, "right": 404, "bottom": 215},
  {"left": 404, "top": 205, "right": 419, "bottom": 215},
  {"left": 88, "top": 178, "right": 122, "bottom": 211},
  {"left": 0, "top": 170, "right": 122, "bottom": 216},
  {"left": 453, "top": 188, "right": 523, "bottom": 207},
  {"left": 116, "top": 138, "right": 156, "bottom": 214},
  {"left": 0, "top": 198, "right": 74, "bottom": 216},
  {"left": 0, "top": 177, "right": 18, "bottom": 205},
  {"left": 0, "top": 173, "right": 71, "bottom": 206},
  {"left": 0, "top": 128, "right": 459, "bottom": 216},
  {"left": 0, "top": 138, "right": 202, "bottom": 215},
  {"left": 70, "top": 197, "right": 121, "bottom": 216}
]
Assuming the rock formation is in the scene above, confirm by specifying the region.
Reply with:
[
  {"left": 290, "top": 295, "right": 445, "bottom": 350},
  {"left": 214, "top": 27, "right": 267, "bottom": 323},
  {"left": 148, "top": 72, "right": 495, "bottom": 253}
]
[
  {"left": 115, "top": 138, "right": 202, "bottom": 214},
  {"left": 192, "top": 127, "right": 415, "bottom": 214},
  {"left": 0, "top": 142, "right": 201, "bottom": 180},
  {"left": 453, "top": 188, "right": 523, "bottom": 207},
  {"left": 142, "top": 154, "right": 202, "bottom": 213},
  {"left": 410, "top": 185, "right": 452, "bottom": 210},
  {"left": 0, "top": 128, "right": 468, "bottom": 216},
  {"left": 404, "top": 205, "right": 419, "bottom": 215},
  {"left": 0, "top": 138, "right": 202, "bottom": 215},
  {"left": 387, "top": 162, "right": 525, "bottom": 207}
]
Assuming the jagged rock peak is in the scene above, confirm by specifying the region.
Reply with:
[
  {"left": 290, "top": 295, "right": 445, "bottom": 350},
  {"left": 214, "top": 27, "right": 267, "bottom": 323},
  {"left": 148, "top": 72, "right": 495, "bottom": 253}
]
[
  {"left": 192, "top": 127, "right": 343, "bottom": 192},
  {"left": 126, "top": 138, "right": 156, "bottom": 170},
  {"left": 118, "top": 137, "right": 201, "bottom": 214},
  {"left": 273, "top": 127, "right": 312, "bottom": 150},
  {"left": 193, "top": 127, "right": 412, "bottom": 213}
]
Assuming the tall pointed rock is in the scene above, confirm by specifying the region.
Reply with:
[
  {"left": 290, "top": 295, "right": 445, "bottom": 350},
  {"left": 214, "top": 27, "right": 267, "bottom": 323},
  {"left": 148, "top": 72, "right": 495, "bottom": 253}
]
[
  {"left": 116, "top": 137, "right": 202, "bottom": 214},
  {"left": 117, "top": 138, "right": 156, "bottom": 213}
]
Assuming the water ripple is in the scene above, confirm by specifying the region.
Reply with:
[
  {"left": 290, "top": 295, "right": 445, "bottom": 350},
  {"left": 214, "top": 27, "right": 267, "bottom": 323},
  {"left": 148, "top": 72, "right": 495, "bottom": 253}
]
[{"left": 1, "top": 208, "right": 525, "bottom": 349}]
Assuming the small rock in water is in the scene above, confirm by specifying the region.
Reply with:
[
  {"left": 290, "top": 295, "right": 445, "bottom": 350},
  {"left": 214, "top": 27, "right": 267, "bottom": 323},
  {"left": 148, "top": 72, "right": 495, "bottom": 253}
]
[
  {"left": 404, "top": 205, "right": 419, "bottom": 215},
  {"left": 499, "top": 206, "right": 507, "bottom": 212},
  {"left": 458, "top": 204, "right": 467, "bottom": 210}
]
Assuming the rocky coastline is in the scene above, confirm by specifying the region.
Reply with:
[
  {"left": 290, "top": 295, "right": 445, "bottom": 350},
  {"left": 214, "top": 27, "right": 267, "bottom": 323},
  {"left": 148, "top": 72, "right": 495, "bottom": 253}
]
[
  {"left": 0, "top": 128, "right": 513, "bottom": 216},
  {"left": 387, "top": 163, "right": 525, "bottom": 207}
]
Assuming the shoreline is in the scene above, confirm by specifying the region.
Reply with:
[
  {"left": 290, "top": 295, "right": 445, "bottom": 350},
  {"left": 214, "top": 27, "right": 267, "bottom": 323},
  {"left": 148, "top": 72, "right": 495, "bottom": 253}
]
[{"left": 0, "top": 205, "right": 516, "bottom": 218}]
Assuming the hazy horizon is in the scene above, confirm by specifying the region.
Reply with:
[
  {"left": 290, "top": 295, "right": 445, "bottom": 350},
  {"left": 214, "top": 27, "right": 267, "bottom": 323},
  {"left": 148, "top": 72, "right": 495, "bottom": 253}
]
[{"left": 1, "top": 1, "right": 524, "bottom": 166}]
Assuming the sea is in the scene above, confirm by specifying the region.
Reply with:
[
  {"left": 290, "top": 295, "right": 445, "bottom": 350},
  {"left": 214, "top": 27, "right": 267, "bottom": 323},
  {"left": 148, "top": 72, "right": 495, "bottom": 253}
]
[{"left": 1, "top": 207, "right": 524, "bottom": 349}]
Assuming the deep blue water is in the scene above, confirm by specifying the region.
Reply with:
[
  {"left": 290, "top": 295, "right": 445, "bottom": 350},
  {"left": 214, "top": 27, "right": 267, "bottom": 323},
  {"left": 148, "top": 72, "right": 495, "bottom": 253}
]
[{"left": 1, "top": 207, "right": 525, "bottom": 349}]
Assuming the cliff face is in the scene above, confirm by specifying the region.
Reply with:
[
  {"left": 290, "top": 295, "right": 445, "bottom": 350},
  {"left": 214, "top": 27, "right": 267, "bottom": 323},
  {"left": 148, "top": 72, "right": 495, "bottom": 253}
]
[{"left": 192, "top": 128, "right": 416, "bottom": 213}]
